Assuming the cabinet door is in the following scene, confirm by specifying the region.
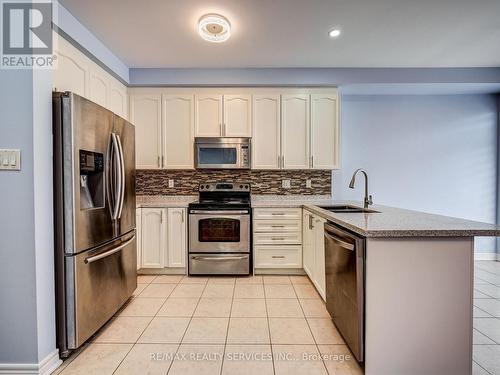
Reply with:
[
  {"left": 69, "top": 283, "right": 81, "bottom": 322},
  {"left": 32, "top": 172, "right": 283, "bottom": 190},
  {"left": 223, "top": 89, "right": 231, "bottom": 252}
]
[
  {"left": 252, "top": 95, "right": 280, "bottom": 169},
  {"left": 195, "top": 94, "right": 223, "bottom": 137},
  {"left": 129, "top": 94, "right": 162, "bottom": 169},
  {"left": 311, "top": 94, "right": 339, "bottom": 169},
  {"left": 302, "top": 211, "right": 315, "bottom": 278},
  {"left": 167, "top": 208, "right": 187, "bottom": 268},
  {"left": 88, "top": 66, "right": 108, "bottom": 108},
  {"left": 163, "top": 95, "right": 194, "bottom": 169},
  {"left": 224, "top": 94, "right": 251, "bottom": 137},
  {"left": 281, "top": 94, "right": 310, "bottom": 169},
  {"left": 108, "top": 83, "right": 128, "bottom": 120},
  {"left": 141, "top": 208, "right": 165, "bottom": 268},
  {"left": 53, "top": 37, "right": 88, "bottom": 97},
  {"left": 136, "top": 208, "right": 142, "bottom": 270},
  {"left": 313, "top": 216, "right": 327, "bottom": 300}
]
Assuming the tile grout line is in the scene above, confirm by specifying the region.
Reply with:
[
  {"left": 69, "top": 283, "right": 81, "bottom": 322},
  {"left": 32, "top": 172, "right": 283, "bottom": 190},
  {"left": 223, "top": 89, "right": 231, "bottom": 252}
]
[
  {"left": 110, "top": 275, "right": 173, "bottom": 374},
  {"left": 291, "top": 278, "right": 331, "bottom": 375},
  {"left": 263, "top": 275, "right": 277, "bottom": 375},
  {"left": 220, "top": 279, "right": 237, "bottom": 375},
  {"left": 474, "top": 360, "right": 494, "bottom": 375}
]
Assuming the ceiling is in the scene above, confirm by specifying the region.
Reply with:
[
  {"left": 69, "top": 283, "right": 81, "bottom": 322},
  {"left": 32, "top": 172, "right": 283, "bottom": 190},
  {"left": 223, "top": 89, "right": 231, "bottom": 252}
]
[{"left": 60, "top": 0, "right": 500, "bottom": 69}]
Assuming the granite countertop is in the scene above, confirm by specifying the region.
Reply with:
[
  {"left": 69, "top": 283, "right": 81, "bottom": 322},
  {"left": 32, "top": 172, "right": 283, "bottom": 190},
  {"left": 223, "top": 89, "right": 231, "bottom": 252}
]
[
  {"left": 137, "top": 195, "right": 500, "bottom": 238},
  {"left": 136, "top": 195, "right": 197, "bottom": 207}
]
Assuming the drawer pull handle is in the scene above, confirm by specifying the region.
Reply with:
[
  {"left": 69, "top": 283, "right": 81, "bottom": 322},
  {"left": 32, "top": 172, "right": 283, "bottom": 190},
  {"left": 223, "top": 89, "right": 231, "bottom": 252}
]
[
  {"left": 271, "top": 237, "right": 285, "bottom": 241},
  {"left": 271, "top": 225, "right": 285, "bottom": 228},
  {"left": 271, "top": 213, "right": 285, "bottom": 216},
  {"left": 272, "top": 256, "right": 286, "bottom": 259}
]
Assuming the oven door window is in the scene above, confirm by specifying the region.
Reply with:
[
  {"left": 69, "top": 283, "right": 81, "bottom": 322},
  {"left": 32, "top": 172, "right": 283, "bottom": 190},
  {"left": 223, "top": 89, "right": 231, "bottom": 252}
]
[
  {"left": 198, "top": 147, "right": 237, "bottom": 165},
  {"left": 198, "top": 218, "right": 241, "bottom": 242}
]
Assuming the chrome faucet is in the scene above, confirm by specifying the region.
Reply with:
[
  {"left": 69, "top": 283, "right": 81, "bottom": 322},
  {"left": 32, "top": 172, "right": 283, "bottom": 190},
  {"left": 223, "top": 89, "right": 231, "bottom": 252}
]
[{"left": 349, "top": 168, "right": 373, "bottom": 208}]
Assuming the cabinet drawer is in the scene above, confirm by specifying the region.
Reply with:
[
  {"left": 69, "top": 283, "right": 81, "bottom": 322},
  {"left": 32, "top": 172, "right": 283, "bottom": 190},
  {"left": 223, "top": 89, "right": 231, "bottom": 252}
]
[
  {"left": 254, "top": 245, "right": 302, "bottom": 268},
  {"left": 253, "top": 219, "right": 302, "bottom": 233},
  {"left": 253, "top": 208, "right": 302, "bottom": 220},
  {"left": 254, "top": 231, "right": 302, "bottom": 245}
]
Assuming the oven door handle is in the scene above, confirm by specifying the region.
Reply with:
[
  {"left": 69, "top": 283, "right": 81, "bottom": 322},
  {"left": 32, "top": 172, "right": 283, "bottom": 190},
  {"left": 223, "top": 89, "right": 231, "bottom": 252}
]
[
  {"left": 191, "top": 255, "right": 248, "bottom": 261},
  {"left": 189, "top": 210, "right": 249, "bottom": 215}
]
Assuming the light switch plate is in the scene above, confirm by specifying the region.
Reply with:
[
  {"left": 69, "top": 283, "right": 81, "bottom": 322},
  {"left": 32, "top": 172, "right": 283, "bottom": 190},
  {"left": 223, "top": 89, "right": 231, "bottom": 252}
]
[
  {"left": 282, "top": 179, "right": 291, "bottom": 189},
  {"left": 168, "top": 179, "right": 175, "bottom": 188},
  {"left": 306, "top": 179, "right": 312, "bottom": 188},
  {"left": 0, "top": 149, "right": 21, "bottom": 170}
]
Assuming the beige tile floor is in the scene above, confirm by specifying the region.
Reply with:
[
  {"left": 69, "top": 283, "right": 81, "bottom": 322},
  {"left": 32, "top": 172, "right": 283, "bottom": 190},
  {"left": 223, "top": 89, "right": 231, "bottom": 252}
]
[
  {"left": 473, "top": 261, "right": 500, "bottom": 375},
  {"left": 52, "top": 261, "right": 500, "bottom": 375},
  {"left": 53, "top": 274, "right": 361, "bottom": 375}
]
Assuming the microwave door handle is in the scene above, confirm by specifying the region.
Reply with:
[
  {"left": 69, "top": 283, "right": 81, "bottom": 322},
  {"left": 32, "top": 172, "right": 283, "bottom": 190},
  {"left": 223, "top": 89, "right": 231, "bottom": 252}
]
[{"left": 115, "top": 134, "right": 125, "bottom": 219}]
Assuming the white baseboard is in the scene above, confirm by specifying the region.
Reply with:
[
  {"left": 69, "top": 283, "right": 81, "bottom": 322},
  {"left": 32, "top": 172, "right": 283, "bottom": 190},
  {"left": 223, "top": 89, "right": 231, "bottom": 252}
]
[
  {"left": 474, "top": 252, "right": 499, "bottom": 261},
  {"left": 0, "top": 349, "right": 61, "bottom": 375}
]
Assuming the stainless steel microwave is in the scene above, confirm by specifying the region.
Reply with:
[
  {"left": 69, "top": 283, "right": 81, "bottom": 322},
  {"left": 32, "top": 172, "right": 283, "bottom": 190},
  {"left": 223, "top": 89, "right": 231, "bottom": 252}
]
[{"left": 194, "top": 137, "right": 251, "bottom": 169}]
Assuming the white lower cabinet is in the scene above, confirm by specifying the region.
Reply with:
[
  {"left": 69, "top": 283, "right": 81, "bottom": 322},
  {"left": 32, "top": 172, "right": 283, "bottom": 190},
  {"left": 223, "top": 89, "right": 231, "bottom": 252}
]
[
  {"left": 302, "top": 209, "right": 326, "bottom": 300},
  {"left": 253, "top": 208, "right": 302, "bottom": 270},
  {"left": 139, "top": 207, "right": 187, "bottom": 270},
  {"left": 136, "top": 208, "right": 142, "bottom": 270}
]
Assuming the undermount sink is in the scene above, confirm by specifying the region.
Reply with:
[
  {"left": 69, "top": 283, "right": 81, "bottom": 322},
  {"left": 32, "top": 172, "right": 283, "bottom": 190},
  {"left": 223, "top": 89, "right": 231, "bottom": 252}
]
[{"left": 318, "top": 205, "right": 380, "bottom": 213}]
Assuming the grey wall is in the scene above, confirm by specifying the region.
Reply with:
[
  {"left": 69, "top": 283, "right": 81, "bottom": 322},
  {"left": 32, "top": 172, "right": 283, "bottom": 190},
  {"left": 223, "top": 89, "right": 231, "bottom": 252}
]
[
  {"left": 0, "top": 70, "right": 38, "bottom": 363},
  {"left": 0, "top": 68, "right": 55, "bottom": 365},
  {"left": 334, "top": 94, "right": 498, "bottom": 254}
]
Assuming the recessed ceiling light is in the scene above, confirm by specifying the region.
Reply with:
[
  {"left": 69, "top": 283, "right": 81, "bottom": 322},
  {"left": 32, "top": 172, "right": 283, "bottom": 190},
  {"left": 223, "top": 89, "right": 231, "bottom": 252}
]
[
  {"left": 198, "top": 14, "right": 231, "bottom": 43},
  {"left": 329, "top": 28, "right": 342, "bottom": 38}
]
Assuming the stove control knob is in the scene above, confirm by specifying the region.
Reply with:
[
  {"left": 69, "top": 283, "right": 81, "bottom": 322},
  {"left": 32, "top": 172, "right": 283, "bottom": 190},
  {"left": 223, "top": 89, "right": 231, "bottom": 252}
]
[
  {"left": 245, "top": 185, "right": 249, "bottom": 189},
  {"left": 239, "top": 185, "right": 243, "bottom": 188},
  {"left": 200, "top": 185, "right": 204, "bottom": 189},
  {"left": 206, "top": 185, "right": 210, "bottom": 189}
]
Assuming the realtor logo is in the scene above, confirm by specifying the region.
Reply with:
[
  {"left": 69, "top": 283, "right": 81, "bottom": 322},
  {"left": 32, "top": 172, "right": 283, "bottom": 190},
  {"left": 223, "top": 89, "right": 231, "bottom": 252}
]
[{"left": 1, "top": 1, "right": 56, "bottom": 68}]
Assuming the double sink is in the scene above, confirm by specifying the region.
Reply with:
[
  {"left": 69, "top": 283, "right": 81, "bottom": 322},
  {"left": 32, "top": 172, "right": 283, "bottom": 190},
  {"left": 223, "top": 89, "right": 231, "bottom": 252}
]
[{"left": 319, "top": 205, "right": 380, "bottom": 214}]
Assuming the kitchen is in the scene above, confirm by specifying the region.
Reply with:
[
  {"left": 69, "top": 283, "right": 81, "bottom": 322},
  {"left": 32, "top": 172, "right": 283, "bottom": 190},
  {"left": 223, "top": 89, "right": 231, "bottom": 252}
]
[{"left": 1, "top": 1, "right": 500, "bottom": 375}]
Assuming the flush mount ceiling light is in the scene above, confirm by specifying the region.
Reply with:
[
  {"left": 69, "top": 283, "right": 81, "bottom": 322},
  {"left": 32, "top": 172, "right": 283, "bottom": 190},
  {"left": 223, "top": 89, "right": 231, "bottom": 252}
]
[
  {"left": 328, "top": 28, "right": 342, "bottom": 38},
  {"left": 198, "top": 14, "right": 231, "bottom": 43}
]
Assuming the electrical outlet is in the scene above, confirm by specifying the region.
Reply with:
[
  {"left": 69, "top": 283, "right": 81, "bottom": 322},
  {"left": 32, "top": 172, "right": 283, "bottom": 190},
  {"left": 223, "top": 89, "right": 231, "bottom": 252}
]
[
  {"left": 306, "top": 179, "right": 312, "bottom": 188},
  {"left": 282, "top": 179, "right": 291, "bottom": 189},
  {"left": 168, "top": 179, "right": 175, "bottom": 188}
]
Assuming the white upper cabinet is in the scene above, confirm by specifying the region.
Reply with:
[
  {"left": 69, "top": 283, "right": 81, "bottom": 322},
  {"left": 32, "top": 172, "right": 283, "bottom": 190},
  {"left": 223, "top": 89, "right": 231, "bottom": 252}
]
[
  {"left": 223, "top": 94, "right": 252, "bottom": 137},
  {"left": 252, "top": 95, "right": 281, "bottom": 169},
  {"left": 53, "top": 32, "right": 128, "bottom": 119},
  {"left": 281, "top": 94, "right": 310, "bottom": 169},
  {"left": 163, "top": 94, "right": 194, "bottom": 169},
  {"left": 108, "top": 84, "right": 128, "bottom": 119},
  {"left": 311, "top": 94, "right": 339, "bottom": 169},
  {"left": 195, "top": 94, "right": 223, "bottom": 137},
  {"left": 167, "top": 208, "right": 187, "bottom": 268},
  {"left": 53, "top": 36, "right": 87, "bottom": 98},
  {"left": 88, "top": 66, "right": 108, "bottom": 108},
  {"left": 141, "top": 208, "right": 165, "bottom": 269},
  {"left": 129, "top": 94, "right": 162, "bottom": 169}
]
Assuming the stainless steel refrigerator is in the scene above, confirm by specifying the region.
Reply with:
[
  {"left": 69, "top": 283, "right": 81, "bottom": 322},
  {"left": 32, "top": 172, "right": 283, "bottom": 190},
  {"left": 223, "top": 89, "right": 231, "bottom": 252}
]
[{"left": 52, "top": 92, "right": 137, "bottom": 357}]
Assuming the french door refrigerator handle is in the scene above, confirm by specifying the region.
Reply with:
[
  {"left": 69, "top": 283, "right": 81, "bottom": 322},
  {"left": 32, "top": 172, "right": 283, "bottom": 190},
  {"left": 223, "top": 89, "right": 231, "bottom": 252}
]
[
  {"left": 115, "top": 133, "right": 125, "bottom": 219},
  {"left": 84, "top": 235, "right": 136, "bottom": 264},
  {"left": 110, "top": 133, "right": 121, "bottom": 220}
]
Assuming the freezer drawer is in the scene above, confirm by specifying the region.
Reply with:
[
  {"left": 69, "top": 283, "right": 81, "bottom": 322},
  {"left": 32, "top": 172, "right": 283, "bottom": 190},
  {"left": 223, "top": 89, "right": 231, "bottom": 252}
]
[
  {"left": 65, "top": 232, "right": 137, "bottom": 349},
  {"left": 189, "top": 253, "right": 250, "bottom": 275}
]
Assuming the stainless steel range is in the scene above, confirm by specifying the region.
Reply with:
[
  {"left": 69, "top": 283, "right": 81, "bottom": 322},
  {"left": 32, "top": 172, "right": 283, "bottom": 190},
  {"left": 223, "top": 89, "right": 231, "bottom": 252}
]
[{"left": 188, "top": 183, "right": 251, "bottom": 275}]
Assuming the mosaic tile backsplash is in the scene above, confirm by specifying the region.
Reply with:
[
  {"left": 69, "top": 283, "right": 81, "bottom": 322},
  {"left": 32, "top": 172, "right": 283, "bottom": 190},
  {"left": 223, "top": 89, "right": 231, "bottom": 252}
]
[{"left": 136, "top": 170, "right": 332, "bottom": 195}]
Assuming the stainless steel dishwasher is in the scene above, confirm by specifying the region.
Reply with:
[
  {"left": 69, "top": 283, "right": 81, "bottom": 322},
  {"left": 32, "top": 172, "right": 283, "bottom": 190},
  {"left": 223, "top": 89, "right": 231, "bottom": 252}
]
[{"left": 324, "top": 222, "right": 365, "bottom": 363}]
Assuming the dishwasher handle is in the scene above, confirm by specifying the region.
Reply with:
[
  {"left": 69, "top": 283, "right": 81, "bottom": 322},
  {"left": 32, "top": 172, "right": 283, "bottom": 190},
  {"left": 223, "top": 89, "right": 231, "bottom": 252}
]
[{"left": 325, "top": 231, "right": 355, "bottom": 251}]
